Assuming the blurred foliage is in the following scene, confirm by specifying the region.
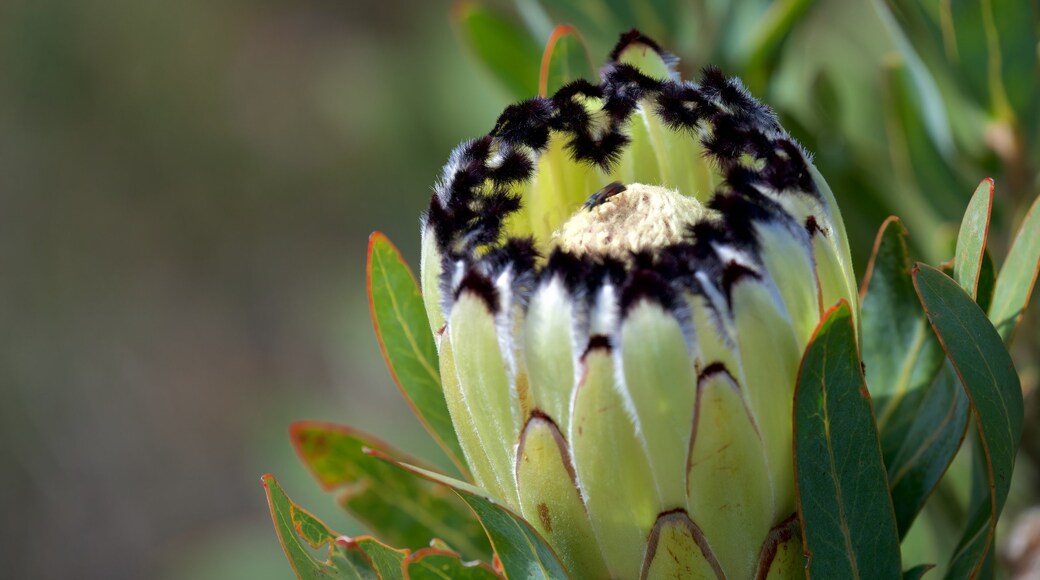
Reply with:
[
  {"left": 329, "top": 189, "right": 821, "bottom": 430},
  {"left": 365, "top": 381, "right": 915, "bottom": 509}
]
[{"left": 2, "top": 0, "right": 1038, "bottom": 577}]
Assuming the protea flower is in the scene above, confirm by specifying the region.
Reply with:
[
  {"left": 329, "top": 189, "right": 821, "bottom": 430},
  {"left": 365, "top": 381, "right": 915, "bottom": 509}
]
[{"left": 419, "top": 31, "right": 858, "bottom": 578}]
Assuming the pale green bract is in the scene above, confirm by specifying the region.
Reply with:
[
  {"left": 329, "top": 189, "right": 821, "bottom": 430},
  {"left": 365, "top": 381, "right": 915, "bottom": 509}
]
[{"left": 419, "top": 31, "right": 856, "bottom": 578}]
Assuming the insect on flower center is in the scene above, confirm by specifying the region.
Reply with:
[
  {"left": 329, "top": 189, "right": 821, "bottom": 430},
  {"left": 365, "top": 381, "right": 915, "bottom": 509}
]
[{"left": 552, "top": 182, "right": 706, "bottom": 261}]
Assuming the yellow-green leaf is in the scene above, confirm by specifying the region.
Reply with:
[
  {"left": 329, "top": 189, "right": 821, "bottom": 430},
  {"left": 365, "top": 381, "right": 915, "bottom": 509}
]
[
  {"left": 367, "top": 232, "right": 466, "bottom": 473},
  {"left": 291, "top": 422, "right": 490, "bottom": 561}
]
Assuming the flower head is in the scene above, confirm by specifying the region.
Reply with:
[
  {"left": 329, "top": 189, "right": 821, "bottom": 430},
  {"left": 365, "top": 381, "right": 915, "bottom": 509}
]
[{"left": 420, "top": 31, "right": 857, "bottom": 578}]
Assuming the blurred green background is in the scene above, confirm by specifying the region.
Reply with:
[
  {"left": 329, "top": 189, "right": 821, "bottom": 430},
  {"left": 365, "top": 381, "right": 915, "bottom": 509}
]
[{"left": 1, "top": 0, "right": 1036, "bottom": 578}]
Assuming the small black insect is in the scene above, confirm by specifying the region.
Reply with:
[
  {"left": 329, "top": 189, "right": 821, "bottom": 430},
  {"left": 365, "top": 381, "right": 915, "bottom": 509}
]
[{"left": 583, "top": 181, "right": 627, "bottom": 210}]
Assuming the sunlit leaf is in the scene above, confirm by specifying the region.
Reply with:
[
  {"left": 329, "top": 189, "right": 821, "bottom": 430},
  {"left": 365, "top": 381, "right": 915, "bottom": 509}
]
[
  {"left": 538, "top": 25, "right": 594, "bottom": 97},
  {"left": 989, "top": 191, "right": 1040, "bottom": 343},
  {"left": 912, "top": 264, "right": 1024, "bottom": 579},
  {"left": 291, "top": 422, "right": 491, "bottom": 561},
  {"left": 263, "top": 474, "right": 404, "bottom": 580},
  {"left": 794, "top": 301, "right": 902, "bottom": 578},
  {"left": 367, "top": 232, "right": 467, "bottom": 473},
  {"left": 404, "top": 547, "right": 501, "bottom": 579},
  {"left": 953, "top": 179, "right": 993, "bottom": 297}
]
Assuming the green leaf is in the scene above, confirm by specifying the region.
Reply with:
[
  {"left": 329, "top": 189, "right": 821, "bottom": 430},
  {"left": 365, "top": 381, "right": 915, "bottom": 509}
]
[
  {"left": 367, "top": 232, "right": 466, "bottom": 474},
  {"left": 976, "top": 250, "right": 996, "bottom": 313},
  {"left": 948, "top": 0, "right": 1038, "bottom": 123},
  {"left": 860, "top": 218, "right": 945, "bottom": 457},
  {"left": 989, "top": 191, "right": 1040, "bottom": 343},
  {"left": 881, "top": 57, "right": 965, "bottom": 222},
  {"left": 349, "top": 538, "right": 408, "bottom": 579},
  {"left": 538, "top": 25, "right": 594, "bottom": 97},
  {"left": 738, "top": 0, "right": 816, "bottom": 80},
  {"left": 857, "top": 217, "right": 965, "bottom": 539},
  {"left": 404, "top": 548, "right": 501, "bottom": 579},
  {"left": 903, "top": 563, "right": 936, "bottom": 580},
  {"left": 454, "top": 2, "right": 541, "bottom": 99},
  {"left": 954, "top": 179, "right": 994, "bottom": 297},
  {"left": 291, "top": 422, "right": 491, "bottom": 561},
  {"left": 886, "top": 363, "right": 969, "bottom": 538},
  {"left": 263, "top": 473, "right": 401, "bottom": 580},
  {"left": 370, "top": 452, "right": 571, "bottom": 580},
  {"left": 794, "top": 301, "right": 902, "bottom": 579},
  {"left": 912, "top": 264, "right": 1024, "bottom": 579}
]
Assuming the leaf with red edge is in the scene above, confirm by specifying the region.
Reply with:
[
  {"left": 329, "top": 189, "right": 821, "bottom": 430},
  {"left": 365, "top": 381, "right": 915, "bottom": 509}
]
[
  {"left": 953, "top": 179, "right": 994, "bottom": 298},
  {"left": 538, "top": 25, "right": 594, "bottom": 97},
  {"left": 291, "top": 422, "right": 491, "bottom": 562},
  {"left": 859, "top": 217, "right": 970, "bottom": 538},
  {"left": 404, "top": 547, "right": 501, "bottom": 579},
  {"left": 794, "top": 301, "right": 903, "bottom": 579},
  {"left": 367, "top": 232, "right": 466, "bottom": 474},
  {"left": 368, "top": 450, "right": 571, "bottom": 580},
  {"left": 989, "top": 190, "right": 1040, "bottom": 344},
  {"left": 263, "top": 473, "right": 401, "bottom": 580},
  {"left": 912, "top": 264, "right": 1024, "bottom": 578}
]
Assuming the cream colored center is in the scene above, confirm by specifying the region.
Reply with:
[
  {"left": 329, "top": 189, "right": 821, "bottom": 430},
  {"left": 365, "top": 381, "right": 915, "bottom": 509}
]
[{"left": 552, "top": 183, "right": 705, "bottom": 261}]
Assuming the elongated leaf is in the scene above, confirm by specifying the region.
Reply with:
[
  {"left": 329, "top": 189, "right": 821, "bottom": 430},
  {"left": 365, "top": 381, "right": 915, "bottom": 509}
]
[
  {"left": 948, "top": 0, "right": 1038, "bottom": 123},
  {"left": 369, "top": 451, "right": 571, "bottom": 580},
  {"left": 881, "top": 57, "right": 964, "bottom": 221},
  {"left": 886, "top": 363, "right": 970, "bottom": 538},
  {"left": 367, "top": 232, "right": 466, "bottom": 473},
  {"left": 912, "top": 264, "right": 1024, "bottom": 579},
  {"left": 860, "top": 217, "right": 945, "bottom": 461},
  {"left": 954, "top": 179, "right": 993, "bottom": 297},
  {"left": 538, "top": 25, "right": 594, "bottom": 97},
  {"left": 263, "top": 474, "right": 403, "bottom": 580},
  {"left": 454, "top": 2, "right": 541, "bottom": 99},
  {"left": 989, "top": 192, "right": 1040, "bottom": 343},
  {"left": 291, "top": 422, "right": 491, "bottom": 561},
  {"left": 404, "top": 548, "right": 501, "bottom": 579},
  {"left": 794, "top": 301, "right": 902, "bottom": 579}
]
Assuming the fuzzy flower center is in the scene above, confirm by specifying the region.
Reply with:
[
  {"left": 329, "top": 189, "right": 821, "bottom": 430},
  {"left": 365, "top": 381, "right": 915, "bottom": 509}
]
[{"left": 552, "top": 182, "right": 706, "bottom": 261}]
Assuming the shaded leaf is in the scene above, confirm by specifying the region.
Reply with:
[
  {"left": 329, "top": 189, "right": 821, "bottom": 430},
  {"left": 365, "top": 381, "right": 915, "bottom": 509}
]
[
  {"left": 454, "top": 2, "right": 541, "bottom": 99},
  {"left": 989, "top": 191, "right": 1040, "bottom": 343},
  {"left": 263, "top": 473, "right": 397, "bottom": 580},
  {"left": 912, "top": 264, "right": 1024, "bottom": 579},
  {"left": 860, "top": 217, "right": 945, "bottom": 460},
  {"left": 976, "top": 250, "right": 996, "bottom": 313},
  {"left": 404, "top": 548, "right": 501, "bottom": 579},
  {"left": 953, "top": 179, "right": 993, "bottom": 297},
  {"left": 904, "top": 563, "right": 936, "bottom": 580},
  {"left": 291, "top": 422, "right": 491, "bottom": 561},
  {"left": 538, "top": 25, "right": 594, "bottom": 97},
  {"left": 367, "top": 232, "right": 466, "bottom": 473},
  {"left": 794, "top": 301, "right": 902, "bottom": 579},
  {"left": 370, "top": 451, "right": 571, "bottom": 580},
  {"left": 857, "top": 217, "right": 965, "bottom": 538},
  {"left": 886, "top": 363, "right": 970, "bottom": 538}
]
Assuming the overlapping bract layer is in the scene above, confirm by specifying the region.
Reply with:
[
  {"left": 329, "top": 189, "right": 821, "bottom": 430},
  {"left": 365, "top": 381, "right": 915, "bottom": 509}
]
[{"left": 420, "top": 31, "right": 856, "bottom": 579}]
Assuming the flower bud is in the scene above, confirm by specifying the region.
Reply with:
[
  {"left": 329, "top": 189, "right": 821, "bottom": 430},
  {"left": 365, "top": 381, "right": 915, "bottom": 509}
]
[{"left": 421, "top": 31, "right": 856, "bottom": 579}]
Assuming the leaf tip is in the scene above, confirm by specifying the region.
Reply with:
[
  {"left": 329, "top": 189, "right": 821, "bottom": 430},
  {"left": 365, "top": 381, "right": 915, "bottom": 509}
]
[{"left": 539, "top": 24, "right": 584, "bottom": 97}]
